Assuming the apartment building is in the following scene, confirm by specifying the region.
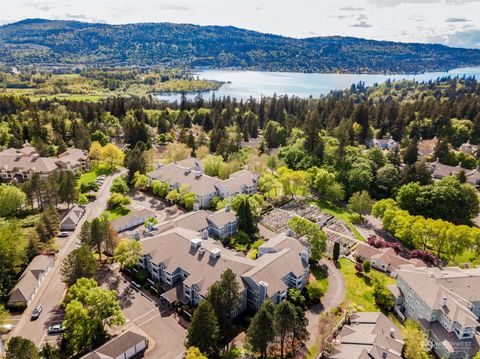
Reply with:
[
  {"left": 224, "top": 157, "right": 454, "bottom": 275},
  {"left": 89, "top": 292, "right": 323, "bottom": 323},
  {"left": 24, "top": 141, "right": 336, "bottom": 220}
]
[
  {"left": 156, "top": 207, "right": 238, "bottom": 240},
  {"left": 139, "top": 228, "right": 309, "bottom": 314},
  {"left": 0, "top": 145, "right": 88, "bottom": 181},
  {"left": 391, "top": 265, "right": 480, "bottom": 359},
  {"left": 330, "top": 312, "right": 404, "bottom": 359},
  {"left": 147, "top": 157, "right": 258, "bottom": 208}
]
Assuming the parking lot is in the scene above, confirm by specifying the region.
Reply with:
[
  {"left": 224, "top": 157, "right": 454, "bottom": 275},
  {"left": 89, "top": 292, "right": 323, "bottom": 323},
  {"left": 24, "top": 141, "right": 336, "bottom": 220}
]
[{"left": 100, "top": 266, "right": 187, "bottom": 359}]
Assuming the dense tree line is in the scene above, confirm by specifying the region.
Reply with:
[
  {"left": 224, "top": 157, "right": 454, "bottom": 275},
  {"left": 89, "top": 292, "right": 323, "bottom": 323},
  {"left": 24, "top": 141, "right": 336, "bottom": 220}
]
[{"left": 3, "top": 19, "right": 480, "bottom": 73}]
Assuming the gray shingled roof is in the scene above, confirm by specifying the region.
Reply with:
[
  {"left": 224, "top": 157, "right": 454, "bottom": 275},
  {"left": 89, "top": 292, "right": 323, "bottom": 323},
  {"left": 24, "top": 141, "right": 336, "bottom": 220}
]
[
  {"left": 8, "top": 255, "right": 52, "bottom": 304},
  {"left": 80, "top": 331, "right": 146, "bottom": 359},
  {"left": 331, "top": 312, "right": 404, "bottom": 359},
  {"left": 397, "top": 266, "right": 480, "bottom": 328}
]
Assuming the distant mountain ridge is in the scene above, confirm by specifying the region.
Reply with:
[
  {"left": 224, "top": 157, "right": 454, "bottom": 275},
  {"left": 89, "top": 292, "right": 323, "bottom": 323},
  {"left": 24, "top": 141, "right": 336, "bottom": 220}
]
[{"left": 1, "top": 18, "right": 480, "bottom": 73}]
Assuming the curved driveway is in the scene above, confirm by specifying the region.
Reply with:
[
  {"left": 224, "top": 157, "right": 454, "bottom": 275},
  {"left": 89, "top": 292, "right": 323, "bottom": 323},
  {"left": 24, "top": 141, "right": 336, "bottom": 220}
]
[{"left": 306, "top": 258, "right": 346, "bottom": 348}]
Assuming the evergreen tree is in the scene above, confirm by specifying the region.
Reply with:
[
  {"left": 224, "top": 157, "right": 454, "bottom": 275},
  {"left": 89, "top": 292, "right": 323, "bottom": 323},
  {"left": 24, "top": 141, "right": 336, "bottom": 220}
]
[
  {"left": 125, "top": 145, "right": 147, "bottom": 184},
  {"left": 207, "top": 269, "right": 241, "bottom": 345},
  {"left": 236, "top": 195, "right": 256, "bottom": 236},
  {"left": 61, "top": 245, "right": 97, "bottom": 285},
  {"left": 186, "top": 300, "right": 219, "bottom": 357},
  {"left": 332, "top": 241, "right": 340, "bottom": 263},
  {"left": 90, "top": 216, "right": 109, "bottom": 261},
  {"left": 402, "top": 137, "right": 418, "bottom": 165},
  {"left": 246, "top": 300, "right": 275, "bottom": 358},
  {"left": 291, "top": 307, "right": 309, "bottom": 357},
  {"left": 275, "top": 300, "right": 296, "bottom": 359}
]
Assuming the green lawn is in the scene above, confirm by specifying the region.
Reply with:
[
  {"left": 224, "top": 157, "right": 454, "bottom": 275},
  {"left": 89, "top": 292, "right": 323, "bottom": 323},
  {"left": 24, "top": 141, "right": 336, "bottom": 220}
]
[
  {"left": 102, "top": 206, "right": 131, "bottom": 221},
  {"left": 311, "top": 265, "right": 329, "bottom": 294},
  {"left": 78, "top": 164, "right": 112, "bottom": 187},
  {"left": 311, "top": 199, "right": 365, "bottom": 241},
  {"left": 338, "top": 258, "right": 395, "bottom": 312}
]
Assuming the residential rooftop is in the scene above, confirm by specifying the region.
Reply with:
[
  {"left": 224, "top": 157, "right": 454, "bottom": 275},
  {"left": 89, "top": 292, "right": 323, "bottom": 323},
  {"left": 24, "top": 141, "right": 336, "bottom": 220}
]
[
  {"left": 141, "top": 228, "right": 309, "bottom": 298},
  {"left": 397, "top": 265, "right": 480, "bottom": 329},
  {"left": 330, "top": 312, "right": 404, "bottom": 359}
]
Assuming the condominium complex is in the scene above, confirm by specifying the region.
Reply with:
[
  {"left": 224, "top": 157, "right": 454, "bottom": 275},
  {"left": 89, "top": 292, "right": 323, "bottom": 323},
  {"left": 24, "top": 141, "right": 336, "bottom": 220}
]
[
  {"left": 0, "top": 145, "right": 88, "bottom": 181},
  {"left": 330, "top": 312, "right": 404, "bottom": 359},
  {"left": 147, "top": 157, "right": 258, "bottom": 208},
  {"left": 391, "top": 265, "right": 480, "bottom": 359},
  {"left": 138, "top": 228, "right": 310, "bottom": 314}
]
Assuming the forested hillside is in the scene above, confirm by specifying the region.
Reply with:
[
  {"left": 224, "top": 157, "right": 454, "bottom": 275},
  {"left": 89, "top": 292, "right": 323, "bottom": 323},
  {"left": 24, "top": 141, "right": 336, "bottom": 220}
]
[{"left": 2, "top": 19, "right": 480, "bottom": 73}]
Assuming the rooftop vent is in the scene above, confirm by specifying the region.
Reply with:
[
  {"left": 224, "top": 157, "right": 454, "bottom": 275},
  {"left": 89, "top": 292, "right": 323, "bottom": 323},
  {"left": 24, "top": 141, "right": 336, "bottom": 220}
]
[
  {"left": 201, "top": 229, "right": 209, "bottom": 240},
  {"left": 184, "top": 168, "right": 192, "bottom": 175},
  {"left": 199, "top": 248, "right": 206, "bottom": 256},
  {"left": 210, "top": 248, "right": 221, "bottom": 259},
  {"left": 191, "top": 238, "right": 202, "bottom": 249}
]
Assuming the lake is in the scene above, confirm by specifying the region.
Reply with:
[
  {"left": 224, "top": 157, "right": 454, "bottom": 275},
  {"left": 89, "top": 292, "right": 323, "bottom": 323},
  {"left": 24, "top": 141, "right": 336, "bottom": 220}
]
[{"left": 155, "top": 67, "right": 480, "bottom": 101}]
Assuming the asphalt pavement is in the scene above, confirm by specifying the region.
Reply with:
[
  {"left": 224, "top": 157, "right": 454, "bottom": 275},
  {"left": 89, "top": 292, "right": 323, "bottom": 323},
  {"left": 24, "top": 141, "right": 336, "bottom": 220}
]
[{"left": 8, "top": 170, "right": 124, "bottom": 347}]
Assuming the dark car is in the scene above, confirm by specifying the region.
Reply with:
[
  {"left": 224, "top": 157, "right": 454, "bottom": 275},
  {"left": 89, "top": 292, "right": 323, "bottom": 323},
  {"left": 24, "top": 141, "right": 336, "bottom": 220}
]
[
  {"left": 31, "top": 305, "right": 42, "bottom": 320},
  {"left": 48, "top": 324, "right": 65, "bottom": 334},
  {"left": 131, "top": 281, "right": 142, "bottom": 290}
]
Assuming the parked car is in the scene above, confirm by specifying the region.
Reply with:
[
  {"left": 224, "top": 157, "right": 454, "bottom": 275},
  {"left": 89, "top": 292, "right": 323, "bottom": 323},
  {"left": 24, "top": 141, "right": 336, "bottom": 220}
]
[
  {"left": 131, "top": 281, "right": 142, "bottom": 290},
  {"left": 0, "top": 324, "right": 14, "bottom": 334},
  {"left": 47, "top": 324, "right": 65, "bottom": 334},
  {"left": 31, "top": 305, "right": 42, "bottom": 320},
  {"left": 57, "top": 231, "right": 70, "bottom": 238}
]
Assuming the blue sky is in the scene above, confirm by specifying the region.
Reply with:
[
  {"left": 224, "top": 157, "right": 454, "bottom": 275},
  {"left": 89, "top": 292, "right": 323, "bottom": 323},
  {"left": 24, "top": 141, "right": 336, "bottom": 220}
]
[{"left": 2, "top": 0, "right": 480, "bottom": 48}]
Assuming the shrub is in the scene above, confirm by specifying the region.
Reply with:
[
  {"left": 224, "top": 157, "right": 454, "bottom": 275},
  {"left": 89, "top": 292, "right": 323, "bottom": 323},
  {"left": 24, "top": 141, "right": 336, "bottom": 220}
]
[
  {"left": 77, "top": 193, "right": 89, "bottom": 205},
  {"left": 362, "top": 260, "right": 371, "bottom": 273},
  {"left": 235, "top": 231, "right": 251, "bottom": 245},
  {"left": 111, "top": 177, "right": 129, "bottom": 194},
  {"left": 373, "top": 279, "right": 395, "bottom": 311},
  {"left": 367, "top": 235, "right": 402, "bottom": 253},
  {"left": 410, "top": 249, "right": 437, "bottom": 265},
  {"left": 305, "top": 281, "right": 324, "bottom": 304},
  {"left": 288, "top": 288, "right": 306, "bottom": 308},
  {"left": 107, "top": 193, "right": 131, "bottom": 209},
  {"left": 80, "top": 181, "right": 98, "bottom": 193},
  {"left": 132, "top": 269, "right": 149, "bottom": 285}
]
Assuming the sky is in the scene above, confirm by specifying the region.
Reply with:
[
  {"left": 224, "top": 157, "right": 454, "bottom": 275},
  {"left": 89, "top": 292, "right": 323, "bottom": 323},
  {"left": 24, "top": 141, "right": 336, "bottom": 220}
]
[{"left": 2, "top": 0, "right": 480, "bottom": 48}]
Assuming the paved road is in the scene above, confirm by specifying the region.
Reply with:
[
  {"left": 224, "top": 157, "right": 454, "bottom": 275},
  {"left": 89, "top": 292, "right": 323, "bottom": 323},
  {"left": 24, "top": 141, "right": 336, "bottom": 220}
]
[
  {"left": 100, "top": 267, "right": 186, "bottom": 359},
  {"left": 8, "top": 170, "right": 124, "bottom": 347},
  {"left": 306, "top": 258, "right": 346, "bottom": 348}
]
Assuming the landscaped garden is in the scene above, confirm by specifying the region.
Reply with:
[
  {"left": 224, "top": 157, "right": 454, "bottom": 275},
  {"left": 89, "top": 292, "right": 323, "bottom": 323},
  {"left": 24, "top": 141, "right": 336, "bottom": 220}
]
[
  {"left": 337, "top": 258, "right": 395, "bottom": 312},
  {"left": 312, "top": 199, "right": 364, "bottom": 242}
]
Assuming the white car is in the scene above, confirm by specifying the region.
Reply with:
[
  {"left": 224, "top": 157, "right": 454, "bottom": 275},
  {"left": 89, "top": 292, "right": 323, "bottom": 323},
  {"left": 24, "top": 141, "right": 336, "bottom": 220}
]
[
  {"left": 48, "top": 324, "right": 65, "bottom": 334},
  {"left": 57, "top": 231, "right": 70, "bottom": 238},
  {"left": 0, "top": 324, "right": 14, "bottom": 334}
]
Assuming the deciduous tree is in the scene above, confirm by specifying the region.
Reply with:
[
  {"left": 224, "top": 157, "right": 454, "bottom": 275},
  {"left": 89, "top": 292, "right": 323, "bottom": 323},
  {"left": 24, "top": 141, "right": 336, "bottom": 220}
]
[
  {"left": 5, "top": 337, "right": 39, "bottom": 359},
  {"left": 0, "top": 184, "right": 26, "bottom": 217},
  {"left": 102, "top": 143, "right": 124, "bottom": 171},
  {"left": 114, "top": 239, "right": 142, "bottom": 269}
]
